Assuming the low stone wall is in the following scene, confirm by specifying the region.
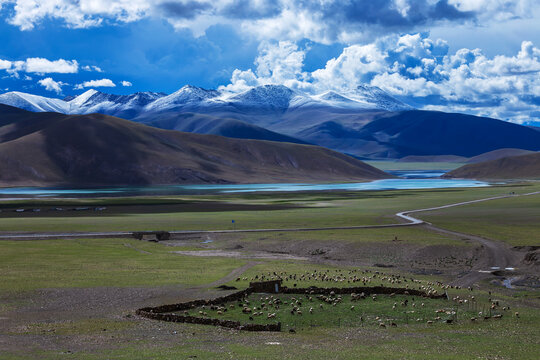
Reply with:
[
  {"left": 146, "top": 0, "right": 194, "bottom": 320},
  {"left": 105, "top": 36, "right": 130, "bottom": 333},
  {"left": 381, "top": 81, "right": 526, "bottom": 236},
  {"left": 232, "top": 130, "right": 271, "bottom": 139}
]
[
  {"left": 136, "top": 310, "right": 281, "bottom": 332},
  {"left": 281, "top": 286, "right": 446, "bottom": 299},
  {"left": 136, "top": 284, "right": 445, "bottom": 331}
]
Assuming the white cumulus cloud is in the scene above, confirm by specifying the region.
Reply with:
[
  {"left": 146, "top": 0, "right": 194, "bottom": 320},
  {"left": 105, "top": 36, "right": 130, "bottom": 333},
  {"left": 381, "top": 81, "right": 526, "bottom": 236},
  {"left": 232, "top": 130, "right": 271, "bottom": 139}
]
[
  {"left": 4, "top": 0, "right": 150, "bottom": 30},
  {"left": 220, "top": 41, "right": 310, "bottom": 92},
  {"left": 74, "top": 78, "right": 115, "bottom": 89},
  {"left": 121, "top": 80, "right": 132, "bottom": 86},
  {"left": 38, "top": 77, "right": 66, "bottom": 94},
  {"left": 0, "top": 57, "right": 79, "bottom": 75},
  {"left": 82, "top": 65, "right": 103, "bottom": 72},
  {"left": 223, "top": 33, "right": 540, "bottom": 123},
  {"left": 0, "top": 59, "right": 11, "bottom": 70}
]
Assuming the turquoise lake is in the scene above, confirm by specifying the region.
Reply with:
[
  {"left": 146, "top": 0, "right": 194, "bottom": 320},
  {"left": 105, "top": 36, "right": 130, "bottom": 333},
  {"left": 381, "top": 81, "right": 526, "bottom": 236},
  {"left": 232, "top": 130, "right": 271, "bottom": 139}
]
[{"left": 0, "top": 177, "right": 489, "bottom": 198}]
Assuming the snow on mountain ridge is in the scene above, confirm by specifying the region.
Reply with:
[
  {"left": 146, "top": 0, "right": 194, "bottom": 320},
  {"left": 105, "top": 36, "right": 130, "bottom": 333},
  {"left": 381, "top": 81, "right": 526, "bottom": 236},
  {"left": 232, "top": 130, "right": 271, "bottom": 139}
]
[
  {"left": 145, "top": 85, "right": 219, "bottom": 112},
  {"left": 0, "top": 84, "right": 412, "bottom": 117},
  {"left": 0, "top": 91, "right": 70, "bottom": 113}
]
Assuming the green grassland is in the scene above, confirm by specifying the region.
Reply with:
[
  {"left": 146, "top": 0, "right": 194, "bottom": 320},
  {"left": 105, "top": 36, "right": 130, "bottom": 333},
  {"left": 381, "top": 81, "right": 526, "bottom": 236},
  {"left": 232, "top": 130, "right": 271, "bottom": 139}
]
[
  {"left": 1, "top": 183, "right": 539, "bottom": 233},
  {"left": 0, "top": 238, "right": 244, "bottom": 292},
  {"left": 1, "top": 183, "right": 540, "bottom": 359},
  {"left": 419, "top": 193, "right": 540, "bottom": 246},
  {"left": 216, "top": 226, "right": 472, "bottom": 246}
]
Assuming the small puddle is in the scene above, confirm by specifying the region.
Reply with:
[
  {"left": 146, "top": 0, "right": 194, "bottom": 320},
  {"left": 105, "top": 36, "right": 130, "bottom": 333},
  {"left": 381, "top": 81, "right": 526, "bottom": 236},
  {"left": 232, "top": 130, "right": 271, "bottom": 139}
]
[
  {"left": 202, "top": 239, "right": 213, "bottom": 244},
  {"left": 502, "top": 277, "right": 518, "bottom": 289}
]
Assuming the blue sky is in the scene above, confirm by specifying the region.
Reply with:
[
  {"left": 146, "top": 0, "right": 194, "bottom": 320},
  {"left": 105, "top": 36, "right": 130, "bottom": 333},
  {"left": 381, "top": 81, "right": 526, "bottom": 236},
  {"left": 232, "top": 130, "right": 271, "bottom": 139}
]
[{"left": 0, "top": 1, "right": 539, "bottom": 125}]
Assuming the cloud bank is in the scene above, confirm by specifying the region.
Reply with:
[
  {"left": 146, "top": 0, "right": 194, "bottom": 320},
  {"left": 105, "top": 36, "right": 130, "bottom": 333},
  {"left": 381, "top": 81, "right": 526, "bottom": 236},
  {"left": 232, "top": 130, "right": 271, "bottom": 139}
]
[
  {"left": 1, "top": 1, "right": 535, "bottom": 43},
  {"left": 222, "top": 34, "right": 540, "bottom": 124}
]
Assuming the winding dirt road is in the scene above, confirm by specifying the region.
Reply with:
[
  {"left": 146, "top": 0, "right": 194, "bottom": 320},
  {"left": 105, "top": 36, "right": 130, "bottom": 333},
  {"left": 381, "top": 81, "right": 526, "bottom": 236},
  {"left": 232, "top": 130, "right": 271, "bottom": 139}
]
[{"left": 396, "top": 191, "right": 540, "bottom": 286}]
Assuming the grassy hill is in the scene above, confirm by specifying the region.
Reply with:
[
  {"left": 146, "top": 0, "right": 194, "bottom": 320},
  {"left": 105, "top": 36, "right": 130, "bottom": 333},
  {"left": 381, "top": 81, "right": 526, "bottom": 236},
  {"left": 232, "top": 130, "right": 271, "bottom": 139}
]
[{"left": 0, "top": 105, "right": 390, "bottom": 186}]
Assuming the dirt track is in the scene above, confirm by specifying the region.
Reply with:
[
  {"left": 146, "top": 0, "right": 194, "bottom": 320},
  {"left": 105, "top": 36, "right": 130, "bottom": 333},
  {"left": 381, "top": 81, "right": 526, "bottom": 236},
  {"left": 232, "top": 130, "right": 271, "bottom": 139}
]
[{"left": 396, "top": 191, "right": 540, "bottom": 287}]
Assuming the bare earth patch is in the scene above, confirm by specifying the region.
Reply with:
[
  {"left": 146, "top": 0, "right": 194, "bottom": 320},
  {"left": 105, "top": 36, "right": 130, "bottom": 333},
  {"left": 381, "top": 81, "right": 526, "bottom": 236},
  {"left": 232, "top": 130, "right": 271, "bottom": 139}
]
[{"left": 172, "top": 250, "right": 309, "bottom": 261}]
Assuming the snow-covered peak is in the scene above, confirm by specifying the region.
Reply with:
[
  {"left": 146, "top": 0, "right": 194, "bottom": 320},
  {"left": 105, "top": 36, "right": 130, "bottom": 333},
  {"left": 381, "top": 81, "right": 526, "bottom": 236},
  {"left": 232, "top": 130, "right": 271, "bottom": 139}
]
[
  {"left": 224, "top": 85, "right": 297, "bottom": 109},
  {"left": 0, "top": 91, "right": 70, "bottom": 113},
  {"left": 346, "top": 85, "right": 412, "bottom": 111},
  {"left": 310, "top": 91, "right": 366, "bottom": 108},
  {"left": 145, "top": 85, "right": 218, "bottom": 112},
  {"left": 68, "top": 89, "right": 99, "bottom": 108}
]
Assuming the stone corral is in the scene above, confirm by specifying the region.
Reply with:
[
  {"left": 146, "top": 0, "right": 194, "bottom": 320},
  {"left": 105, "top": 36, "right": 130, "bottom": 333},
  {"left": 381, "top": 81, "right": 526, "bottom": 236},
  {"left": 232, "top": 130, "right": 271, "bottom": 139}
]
[{"left": 136, "top": 281, "right": 446, "bottom": 331}]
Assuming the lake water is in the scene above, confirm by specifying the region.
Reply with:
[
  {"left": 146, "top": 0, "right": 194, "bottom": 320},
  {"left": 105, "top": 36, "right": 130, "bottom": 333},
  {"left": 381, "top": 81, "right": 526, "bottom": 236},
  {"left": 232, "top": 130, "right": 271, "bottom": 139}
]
[{"left": 0, "top": 176, "right": 489, "bottom": 198}]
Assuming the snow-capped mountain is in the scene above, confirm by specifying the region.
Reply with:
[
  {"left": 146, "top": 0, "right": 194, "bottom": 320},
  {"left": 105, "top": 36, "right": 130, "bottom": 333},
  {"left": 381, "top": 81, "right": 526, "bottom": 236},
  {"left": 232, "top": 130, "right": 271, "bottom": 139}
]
[
  {"left": 0, "top": 84, "right": 411, "bottom": 119},
  {"left": 145, "top": 85, "right": 219, "bottom": 112},
  {"left": 223, "top": 85, "right": 297, "bottom": 110},
  {"left": 0, "top": 91, "right": 71, "bottom": 113},
  {"left": 66, "top": 89, "right": 166, "bottom": 118}
]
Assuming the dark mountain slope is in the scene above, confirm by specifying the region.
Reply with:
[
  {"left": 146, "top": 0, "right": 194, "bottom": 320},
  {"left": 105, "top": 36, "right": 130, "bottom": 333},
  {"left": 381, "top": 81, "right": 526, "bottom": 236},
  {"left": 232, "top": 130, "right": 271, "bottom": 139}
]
[
  {"left": 0, "top": 105, "right": 390, "bottom": 186},
  {"left": 351, "top": 111, "right": 540, "bottom": 158},
  {"left": 137, "top": 112, "right": 308, "bottom": 144}
]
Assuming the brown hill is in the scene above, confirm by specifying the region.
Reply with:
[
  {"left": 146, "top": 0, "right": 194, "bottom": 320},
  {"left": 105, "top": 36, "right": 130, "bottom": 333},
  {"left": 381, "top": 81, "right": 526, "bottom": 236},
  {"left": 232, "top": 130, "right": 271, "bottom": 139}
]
[
  {"left": 443, "top": 152, "right": 540, "bottom": 180},
  {"left": 0, "top": 105, "right": 391, "bottom": 186},
  {"left": 466, "top": 148, "right": 536, "bottom": 163}
]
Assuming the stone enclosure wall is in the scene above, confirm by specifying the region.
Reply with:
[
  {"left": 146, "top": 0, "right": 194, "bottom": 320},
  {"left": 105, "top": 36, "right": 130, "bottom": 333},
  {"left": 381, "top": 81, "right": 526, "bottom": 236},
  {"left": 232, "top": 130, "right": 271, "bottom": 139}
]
[{"left": 136, "top": 283, "right": 446, "bottom": 332}]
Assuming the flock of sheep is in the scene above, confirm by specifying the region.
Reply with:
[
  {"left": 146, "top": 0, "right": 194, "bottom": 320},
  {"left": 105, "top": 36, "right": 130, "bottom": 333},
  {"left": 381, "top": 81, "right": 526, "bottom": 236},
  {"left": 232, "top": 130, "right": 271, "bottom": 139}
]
[{"left": 186, "top": 269, "right": 519, "bottom": 328}]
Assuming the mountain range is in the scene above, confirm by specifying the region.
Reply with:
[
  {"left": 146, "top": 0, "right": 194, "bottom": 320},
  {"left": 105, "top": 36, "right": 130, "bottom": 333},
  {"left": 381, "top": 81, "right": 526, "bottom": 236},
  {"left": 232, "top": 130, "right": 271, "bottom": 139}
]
[
  {"left": 1, "top": 85, "right": 539, "bottom": 160},
  {"left": 0, "top": 104, "right": 390, "bottom": 186},
  {"left": 0, "top": 84, "right": 411, "bottom": 117}
]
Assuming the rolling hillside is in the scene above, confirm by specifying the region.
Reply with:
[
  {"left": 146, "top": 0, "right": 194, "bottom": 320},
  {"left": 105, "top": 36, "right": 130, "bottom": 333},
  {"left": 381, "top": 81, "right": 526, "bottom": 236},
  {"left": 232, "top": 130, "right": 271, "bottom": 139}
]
[
  {"left": 0, "top": 105, "right": 390, "bottom": 186},
  {"left": 443, "top": 152, "right": 540, "bottom": 179}
]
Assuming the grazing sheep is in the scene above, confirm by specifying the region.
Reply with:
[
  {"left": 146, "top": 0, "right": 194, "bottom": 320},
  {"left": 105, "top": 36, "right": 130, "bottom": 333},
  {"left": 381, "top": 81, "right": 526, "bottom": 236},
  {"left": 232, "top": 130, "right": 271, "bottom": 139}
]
[{"left": 515, "top": 312, "right": 519, "bottom": 318}]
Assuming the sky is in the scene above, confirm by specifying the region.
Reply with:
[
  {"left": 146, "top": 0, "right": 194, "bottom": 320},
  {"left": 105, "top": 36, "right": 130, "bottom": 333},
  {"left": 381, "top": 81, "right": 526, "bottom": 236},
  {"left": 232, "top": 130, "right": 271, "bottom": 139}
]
[{"left": 0, "top": 0, "right": 539, "bottom": 125}]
